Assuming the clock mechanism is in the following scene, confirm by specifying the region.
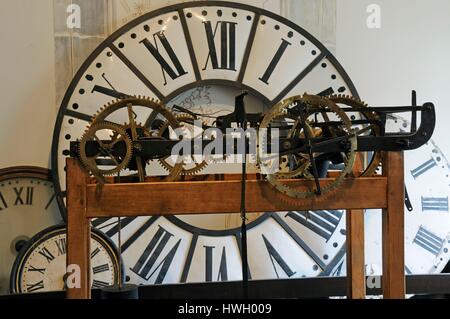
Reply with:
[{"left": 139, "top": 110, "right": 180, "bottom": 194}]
[
  {"left": 48, "top": 1, "right": 445, "bottom": 289},
  {"left": 70, "top": 92, "right": 434, "bottom": 200}
]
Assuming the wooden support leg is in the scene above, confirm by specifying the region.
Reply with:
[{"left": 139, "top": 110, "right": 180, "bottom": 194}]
[
  {"left": 66, "top": 158, "right": 91, "bottom": 299},
  {"left": 382, "top": 152, "right": 405, "bottom": 299},
  {"left": 346, "top": 209, "right": 366, "bottom": 299}
]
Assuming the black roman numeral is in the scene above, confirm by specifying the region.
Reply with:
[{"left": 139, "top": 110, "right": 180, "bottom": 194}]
[
  {"left": 262, "top": 235, "right": 296, "bottom": 278},
  {"left": 140, "top": 32, "right": 188, "bottom": 85},
  {"left": 0, "top": 191, "right": 7, "bottom": 210},
  {"left": 129, "top": 225, "right": 181, "bottom": 283},
  {"left": 121, "top": 216, "right": 160, "bottom": 253},
  {"left": 204, "top": 246, "right": 228, "bottom": 282},
  {"left": 413, "top": 226, "right": 444, "bottom": 256},
  {"left": 38, "top": 247, "right": 55, "bottom": 263},
  {"left": 405, "top": 265, "right": 412, "bottom": 275},
  {"left": 317, "top": 87, "right": 335, "bottom": 97},
  {"left": 91, "top": 247, "right": 101, "bottom": 259},
  {"left": 26, "top": 280, "right": 44, "bottom": 293},
  {"left": 411, "top": 158, "right": 437, "bottom": 179},
  {"left": 93, "top": 263, "right": 110, "bottom": 274},
  {"left": 285, "top": 210, "right": 343, "bottom": 242},
  {"left": 421, "top": 197, "right": 449, "bottom": 212},
  {"left": 92, "top": 217, "right": 137, "bottom": 239},
  {"left": 331, "top": 260, "right": 344, "bottom": 277},
  {"left": 259, "top": 38, "right": 291, "bottom": 84},
  {"left": 13, "top": 187, "right": 33, "bottom": 206},
  {"left": 91, "top": 85, "right": 129, "bottom": 99},
  {"left": 92, "top": 280, "right": 110, "bottom": 289},
  {"left": 28, "top": 265, "right": 46, "bottom": 275},
  {"left": 55, "top": 238, "right": 66, "bottom": 256},
  {"left": 203, "top": 21, "right": 237, "bottom": 71}
]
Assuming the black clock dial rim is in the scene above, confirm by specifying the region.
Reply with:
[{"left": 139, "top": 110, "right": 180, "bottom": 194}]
[
  {"left": 51, "top": 0, "right": 358, "bottom": 221},
  {"left": 9, "top": 224, "right": 123, "bottom": 294},
  {"left": 165, "top": 213, "right": 273, "bottom": 237}
]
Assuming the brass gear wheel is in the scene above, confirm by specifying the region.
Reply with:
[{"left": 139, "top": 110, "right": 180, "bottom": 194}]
[
  {"left": 90, "top": 96, "right": 183, "bottom": 181},
  {"left": 79, "top": 121, "right": 133, "bottom": 178},
  {"left": 157, "top": 114, "right": 209, "bottom": 176},
  {"left": 258, "top": 94, "right": 357, "bottom": 199},
  {"left": 327, "top": 94, "right": 382, "bottom": 177},
  {"left": 265, "top": 113, "right": 316, "bottom": 180}
]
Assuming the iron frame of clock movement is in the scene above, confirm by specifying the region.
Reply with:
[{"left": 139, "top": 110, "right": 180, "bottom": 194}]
[{"left": 69, "top": 100, "right": 436, "bottom": 162}]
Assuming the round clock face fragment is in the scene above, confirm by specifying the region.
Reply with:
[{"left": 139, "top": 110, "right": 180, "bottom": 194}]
[
  {"left": 0, "top": 167, "right": 62, "bottom": 295},
  {"left": 10, "top": 225, "right": 121, "bottom": 294},
  {"left": 53, "top": 1, "right": 358, "bottom": 284},
  {"left": 365, "top": 116, "right": 450, "bottom": 276}
]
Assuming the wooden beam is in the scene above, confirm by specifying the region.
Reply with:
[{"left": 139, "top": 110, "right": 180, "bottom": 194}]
[
  {"left": 66, "top": 159, "right": 91, "bottom": 299},
  {"left": 382, "top": 152, "right": 405, "bottom": 298},
  {"left": 85, "top": 177, "right": 388, "bottom": 217},
  {"left": 346, "top": 209, "right": 366, "bottom": 299}
]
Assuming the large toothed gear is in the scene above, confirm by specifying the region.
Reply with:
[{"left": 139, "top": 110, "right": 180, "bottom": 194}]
[
  {"left": 89, "top": 96, "right": 184, "bottom": 181},
  {"left": 79, "top": 121, "right": 133, "bottom": 178},
  {"left": 259, "top": 112, "right": 315, "bottom": 180},
  {"left": 326, "top": 94, "right": 382, "bottom": 177},
  {"left": 258, "top": 94, "right": 357, "bottom": 200},
  {"left": 157, "top": 114, "right": 209, "bottom": 176}
]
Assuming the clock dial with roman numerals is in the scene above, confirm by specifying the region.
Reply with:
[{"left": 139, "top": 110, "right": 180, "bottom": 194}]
[
  {"left": 52, "top": 2, "right": 356, "bottom": 285},
  {"left": 93, "top": 211, "right": 346, "bottom": 285},
  {"left": 365, "top": 115, "right": 450, "bottom": 277},
  {"left": 0, "top": 167, "right": 62, "bottom": 295},
  {"left": 10, "top": 225, "right": 121, "bottom": 294}
]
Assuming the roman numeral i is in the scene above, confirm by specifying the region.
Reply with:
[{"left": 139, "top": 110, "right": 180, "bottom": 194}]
[
  {"left": 204, "top": 245, "right": 228, "bottom": 282},
  {"left": 259, "top": 38, "right": 291, "bottom": 85}
]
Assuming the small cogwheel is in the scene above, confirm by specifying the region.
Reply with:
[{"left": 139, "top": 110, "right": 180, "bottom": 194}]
[{"left": 79, "top": 122, "right": 133, "bottom": 178}]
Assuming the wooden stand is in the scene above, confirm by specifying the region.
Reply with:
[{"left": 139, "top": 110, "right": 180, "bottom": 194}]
[{"left": 66, "top": 152, "right": 405, "bottom": 299}]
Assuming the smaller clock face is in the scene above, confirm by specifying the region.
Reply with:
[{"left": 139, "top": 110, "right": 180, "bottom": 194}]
[
  {"left": 11, "top": 226, "right": 121, "bottom": 294},
  {"left": 0, "top": 168, "right": 62, "bottom": 295}
]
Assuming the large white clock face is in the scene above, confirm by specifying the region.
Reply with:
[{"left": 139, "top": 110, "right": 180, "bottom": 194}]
[
  {"left": 365, "top": 116, "right": 450, "bottom": 276},
  {"left": 0, "top": 168, "right": 62, "bottom": 295},
  {"left": 10, "top": 226, "right": 121, "bottom": 294},
  {"left": 52, "top": 1, "right": 357, "bottom": 285}
]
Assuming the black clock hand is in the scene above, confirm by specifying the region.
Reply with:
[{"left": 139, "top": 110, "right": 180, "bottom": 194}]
[{"left": 405, "top": 185, "right": 413, "bottom": 212}]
